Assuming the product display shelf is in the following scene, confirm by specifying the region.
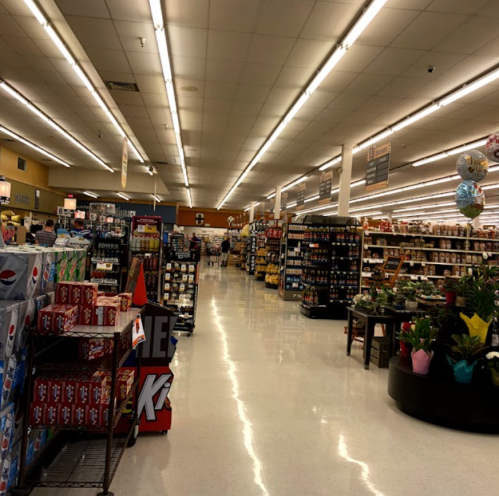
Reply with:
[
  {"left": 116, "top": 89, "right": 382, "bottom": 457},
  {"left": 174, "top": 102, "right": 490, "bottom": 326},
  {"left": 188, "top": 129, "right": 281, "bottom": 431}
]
[
  {"left": 255, "top": 232, "right": 267, "bottom": 281},
  {"left": 164, "top": 260, "right": 199, "bottom": 336},
  {"left": 17, "top": 310, "right": 143, "bottom": 496},
  {"left": 278, "top": 223, "right": 308, "bottom": 301},
  {"left": 246, "top": 235, "right": 257, "bottom": 275},
  {"left": 361, "top": 229, "right": 498, "bottom": 289},
  {"left": 264, "top": 229, "right": 281, "bottom": 289},
  {"left": 300, "top": 225, "right": 332, "bottom": 319},
  {"left": 89, "top": 238, "right": 126, "bottom": 292}
]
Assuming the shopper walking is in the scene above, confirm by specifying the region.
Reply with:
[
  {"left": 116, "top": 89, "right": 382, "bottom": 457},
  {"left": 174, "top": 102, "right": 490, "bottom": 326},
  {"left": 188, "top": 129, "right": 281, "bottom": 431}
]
[
  {"left": 221, "top": 237, "right": 230, "bottom": 267},
  {"left": 190, "top": 232, "right": 201, "bottom": 262},
  {"left": 35, "top": 219, "right": 57, "bottom": 247}
]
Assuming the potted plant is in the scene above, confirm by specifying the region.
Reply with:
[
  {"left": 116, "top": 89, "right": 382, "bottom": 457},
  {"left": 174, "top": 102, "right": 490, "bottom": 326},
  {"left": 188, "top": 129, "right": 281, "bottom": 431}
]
[
  {"left": 398, "top": 321, "right": 413, "bottom": 359},
  {"left": 460, "top": 268, "right": 499, "bottom": 343},
  {"left": 353, "top": 294, "right": 376, "bottom": 314},
  {"left": 446, "top": 334, "right": 486, "bottom": 383},
  {"left": 453, "top": 277, "right": 471, "bottom": 307},
  {"left": 486, "top": 351, "right": 499, "bottom": 386},
  {"left": 443, "top": 278, "right": 456, "bottom": 305},
  {"left": 398, "top": 317, "right": 438, "bottom": 375}
]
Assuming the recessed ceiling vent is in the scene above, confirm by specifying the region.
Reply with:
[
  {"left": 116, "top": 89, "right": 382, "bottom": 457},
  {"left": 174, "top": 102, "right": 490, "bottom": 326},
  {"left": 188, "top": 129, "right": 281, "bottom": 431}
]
[
  {"left": 105, "top": 81, "right": 140, "bottom": 92},
  {"left": 154, "top": 161, "right": 169, "bottom": 165}
]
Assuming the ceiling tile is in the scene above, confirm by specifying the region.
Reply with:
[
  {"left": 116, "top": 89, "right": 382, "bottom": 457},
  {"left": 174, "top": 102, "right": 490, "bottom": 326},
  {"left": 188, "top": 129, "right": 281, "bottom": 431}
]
[
  {"left": 205, "top": 59, "right": 244, "bottom": 83},
  {"left": 235, "top": 84, "right": 272, "bottom": 103},
  {"left": 85, "top": 47, "right": 132, "bottom": 73},
  {"left": 274, "top": 66, "right": 313, "bottom": 89},
  {"left": 364, "top": 47, "right": 425, "bottom": 76},
  {"left": 65, "top": 17, "right": 122, "bottom": 50},
  {"left": 391, "top": 12, "right": 468, "bottom": 50},
  {"left": 300, "top": 2, "right": 359, "bottom": 42},
  {"left": 240, "top": 63, "right": 281, "bottom": 86},
  {"left": 172, "top": 56, "right": 205, "bottom": 80},
  {"left": 257, "top": 0, "right": 314, "bottom": 37},
  {"left": 426, "top": 0, "right": 490, "bottom": 14},
  {"left": 285, "top": 38, "right": 332, "bottom": 69},
  {"left": 166, "top": 0, "right": 209, "bottom": 28},
  {"left": 56, "top": 0, "right": 109, "bottom": 18},
  {"left": 168, "top": 26, "right": 207, "bottom": 59},
  {"left": 334, "top": 44, "right": 385, "bottom": 74},
  {"left": 204, "top": 80, "right": 238, "bottom": 100},
  {"left": 357, "top": 8, "right": 420, "bottom": 47},
  {"left": 207, "top": 31, "right": 252, "bottom": 62},
  {"left": 343, "top": 73, "right": 394, "bottom": 96},
  {"left": 105, "top": 0, "right": 152, "bottom": 23},
  {"left": 209, "top": 0, "right": 261, "bottom": 33},
  {"left": 248, "top": 35, "right": 295, "bottom": 66}
]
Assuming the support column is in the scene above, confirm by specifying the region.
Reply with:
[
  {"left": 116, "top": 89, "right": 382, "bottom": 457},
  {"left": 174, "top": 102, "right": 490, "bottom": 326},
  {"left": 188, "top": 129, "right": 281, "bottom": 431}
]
[
  {"left": 249, "top": 201, "right": 255, "bottom": 223},
  {"left": 274, "top": 187, "right": 281, "bottom": 220},
  {"left": 338, "top": 144, "right": 353, "bottom": 217}
]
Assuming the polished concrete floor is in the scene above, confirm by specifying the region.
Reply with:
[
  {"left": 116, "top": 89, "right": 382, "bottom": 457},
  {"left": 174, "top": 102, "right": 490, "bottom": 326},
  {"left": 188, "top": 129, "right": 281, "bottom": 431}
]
[{"left": 36, "top": 265, "right": 498, "bottom": 496}]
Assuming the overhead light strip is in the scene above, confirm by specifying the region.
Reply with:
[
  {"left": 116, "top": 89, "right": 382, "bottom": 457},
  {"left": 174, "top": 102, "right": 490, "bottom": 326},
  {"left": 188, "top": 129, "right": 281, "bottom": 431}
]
[
  {"left": 83, "top": 191, "right": 98, "bottom": 199},
  {"left": 148, "top": 0, "right": 192, "bottom": 208},
  {"left": 0, "top": 125, "right": 70, "bottom": 168},
  {"left": 22, "top": 0, "right": 145, "bottom": 165},
  {"left": 246, "top": 62, "right": 499, "bottom": 209},
  {"left": 186, "top": 188, "right": 193, "bottom": 209},
  {"left": 0, "top": 80, "right": 113, "bottom": 172},
  {"left": 117, "top": 192, "right": 129, "bottom": 201},
  {"left": 152, "top": 194, "right": 161, "bottom": 202},
  {"left": 217, "top": 0, "right": 388, "bottom": 209}
]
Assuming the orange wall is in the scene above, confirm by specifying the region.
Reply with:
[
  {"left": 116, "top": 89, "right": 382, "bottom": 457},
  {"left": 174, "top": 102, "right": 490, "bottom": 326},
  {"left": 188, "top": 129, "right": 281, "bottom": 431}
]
[{"left": 177, "top": 207, "right": 246, "bottom": 228}]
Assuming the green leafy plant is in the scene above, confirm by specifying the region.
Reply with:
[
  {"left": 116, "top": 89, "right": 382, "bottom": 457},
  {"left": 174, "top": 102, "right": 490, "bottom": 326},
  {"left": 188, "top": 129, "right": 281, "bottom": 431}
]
[
  {"left": 397, "top": 317, "right": 438, "bottom": 352},
  {"left": 448, "top": 334, "right": 486, "bottom": 364}
]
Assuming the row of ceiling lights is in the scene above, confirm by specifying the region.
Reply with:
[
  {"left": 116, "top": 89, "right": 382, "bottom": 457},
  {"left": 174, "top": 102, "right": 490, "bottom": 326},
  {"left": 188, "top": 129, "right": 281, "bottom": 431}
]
[
  {"left": 14, "top": 0, "right": 188, "bottom": 208},
  {"left": 217, "top": 0, "right": 388, "bottom": 210},
  {"left": 241, "top": 29, "right": 499, "bottom": 212}
]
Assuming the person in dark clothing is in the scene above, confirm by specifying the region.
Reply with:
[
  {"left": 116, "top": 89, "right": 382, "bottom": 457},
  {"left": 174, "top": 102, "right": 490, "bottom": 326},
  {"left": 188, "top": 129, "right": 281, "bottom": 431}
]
[
  {"left": 189, "top": 233, "right": 201, "bottom": 261},
  {"left": 221, "top": 237, "right": 230, "bottom": 267}
]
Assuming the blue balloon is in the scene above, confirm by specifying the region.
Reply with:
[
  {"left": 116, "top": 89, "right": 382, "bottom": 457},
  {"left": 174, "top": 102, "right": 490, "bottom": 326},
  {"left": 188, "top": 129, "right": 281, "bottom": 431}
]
[{"left": 455, "top": 180, "right": 485, "bottom": 219}]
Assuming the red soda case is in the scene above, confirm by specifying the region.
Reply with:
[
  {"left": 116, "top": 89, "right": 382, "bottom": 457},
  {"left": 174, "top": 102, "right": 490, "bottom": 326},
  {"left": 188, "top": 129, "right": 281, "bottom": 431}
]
[
  {"left": 48, "top": 375, "right": 62, "bottom": 404},
  {"left": 79, "top": 306, "right": 93, "bottom": 326},
  {"left": 75, "top": 373, "right": 90, "bottom": 405},
  {"left": 117, "top": 293, "right": 132, "bottom": 312},
  {"left": 89, "top": 372, "right": 107, "bottom": 405},
  {"left": 57, "top": 404, "right": 73, "bottom": 425},
  {"left": 61, "top": 375, "right": 76, "bottom": 403},
  {"left": 33, "top": 374, "right": 48, "bottom": 402},
  {"left": 69, "top": 283, "right": 83, "bottom": 305},
  {"left": 44, "top": 404, "right": 58, "bottom": 425},
  {"left": 81, "top": 283, "right": 98, "bottom": 307},
  {"left": 79, "top": 339, "right": 106, "bottom": 361},
  {"left": 73, "top": 405, "right": 86, "bottom": 426},
  {"left": 30, "top": 404, "right": 45, "bottom": 426},
  {"left": 55, "top": 282, "right": 72, "bottom": 304}
]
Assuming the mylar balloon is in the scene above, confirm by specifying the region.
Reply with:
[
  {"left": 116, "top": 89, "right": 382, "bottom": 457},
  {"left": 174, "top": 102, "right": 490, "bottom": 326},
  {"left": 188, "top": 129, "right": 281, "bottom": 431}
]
[
  {"left": 455, "top": 180, "right": 485, "bottom": 219},
  {"left": 485, "top": 133, "right": 499, "bottom": 163},
  {"left": 456, "top": 150, "right": 488, "bottom": 182}
]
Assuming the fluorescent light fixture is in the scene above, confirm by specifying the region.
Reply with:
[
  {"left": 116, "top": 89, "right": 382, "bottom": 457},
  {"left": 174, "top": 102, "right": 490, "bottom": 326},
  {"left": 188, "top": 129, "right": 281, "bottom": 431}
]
[
  {"left": 83, "top": 191, "right": 98, "bottom": 199},
  {"left": 305, "top": 195, "right": 320, "bottom": 203},
  {"left": 342, "top": 0, "right": 387, "bottom": 48},
  {"left": 148, "top": 0, "right": 191, "bottom": 202},
  {"left": 351, "top": 211, "right": 382, "bottom": 217},
  {"left": 186, "top": 188, "right": 193, "bottom": 208},
  {"left": 283, "top": 176, "right": 307, "bottom": 192},
  {"left": 319, "top": 156, "right": 342, "bottom": 171},
  {"left": 357, "top": 129, "right": 393, "bottom": 151},
  {"left": 217, "top": 0, "right": 387, "bottom": 209},
  {"left": 394, "top": 201, "right": 455, "bottom": 213},
  {"left": 0, "top": 80, "right": 113, "bottom": 172},
  {"left": 392, "top": 104, "right": 440, "bottom": 133},
  {"left": 267, "top": 192, "right": 276, "bottom": 200},
  {"left": 152, "top": 194, "right": 161, "bottom": 202},
  {"left": 412, "top": 138, "right": 489, "bottom": 167},
  {"left": 0, "top": 126, "right": 71, "bottom": 167},
  {"left": 244, "top": 206, "right": 250, "bottom": 212},
  {"left": 441, "top": 68, "right": 499, "bottom": 106},
  {"left": 117, "top": 192, "right": 129, "bottom": 201},
  {"left": 287, "top": 202, "right": 297, "bottom": 208},
  {"left": 22, "top": 0, "right": 146, "bottom": 167}
]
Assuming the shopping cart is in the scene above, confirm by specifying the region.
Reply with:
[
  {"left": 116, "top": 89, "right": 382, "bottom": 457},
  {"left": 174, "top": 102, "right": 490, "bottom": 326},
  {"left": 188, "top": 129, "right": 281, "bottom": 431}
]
[{"left": 206, "top": 246, "right": 220, "bottom": 266}]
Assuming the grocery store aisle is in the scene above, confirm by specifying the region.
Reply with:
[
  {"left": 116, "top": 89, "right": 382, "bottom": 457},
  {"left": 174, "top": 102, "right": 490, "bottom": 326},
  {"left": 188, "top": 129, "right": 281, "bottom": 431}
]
[{"left": 36, "top": 265, "right": 498, "bottom": 496}]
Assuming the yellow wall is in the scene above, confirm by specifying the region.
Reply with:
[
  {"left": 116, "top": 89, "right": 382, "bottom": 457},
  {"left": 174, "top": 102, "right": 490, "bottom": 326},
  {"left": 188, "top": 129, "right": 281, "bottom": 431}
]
[{"left": 0, "top": 145, "right": 58, "bottom": 192}]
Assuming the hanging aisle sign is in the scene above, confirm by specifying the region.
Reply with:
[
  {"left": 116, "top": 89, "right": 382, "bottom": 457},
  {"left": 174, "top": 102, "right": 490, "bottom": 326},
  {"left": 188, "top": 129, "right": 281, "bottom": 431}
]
[
  {"left": 269, "top": 197, "right": 275, "bottom": 219},
  {"left": 318, "top": 170, "right": 333, "bottom": 204},
  {"left": 281, "top": 191, "right": 288, "bottom": 211},
  {"left": 365, "top": 143, "right": 390, "bottom": 192},
  {"left": 122, "top": 137, "right": 128, "bottom": 189},
  {"left": 259, "top": 202, "right": 265, "bottom": 219},
  {"left": 296, "top": 183, "right": 306, "bottom": 210}
]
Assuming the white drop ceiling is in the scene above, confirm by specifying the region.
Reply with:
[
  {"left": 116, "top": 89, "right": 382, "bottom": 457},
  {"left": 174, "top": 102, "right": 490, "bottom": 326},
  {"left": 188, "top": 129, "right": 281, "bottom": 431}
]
[{"left": 0, "top": 0, "right": 499, "bottom": 211}]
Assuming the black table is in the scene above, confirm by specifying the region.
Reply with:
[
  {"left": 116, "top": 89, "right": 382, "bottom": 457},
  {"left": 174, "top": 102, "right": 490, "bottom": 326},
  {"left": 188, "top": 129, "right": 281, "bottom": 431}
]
[
  {"left": 346, "top": 307, "right": 396, "bottom": 369},
  {"left": 385, "top": 306, "right": 426, "bottom": 356}
]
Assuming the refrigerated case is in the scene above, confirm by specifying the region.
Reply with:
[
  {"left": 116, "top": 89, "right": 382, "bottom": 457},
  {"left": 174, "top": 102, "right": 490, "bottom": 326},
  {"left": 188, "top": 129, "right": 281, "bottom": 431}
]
[{"left": 129, "top": 216, "right": 164, "bottom": 303}]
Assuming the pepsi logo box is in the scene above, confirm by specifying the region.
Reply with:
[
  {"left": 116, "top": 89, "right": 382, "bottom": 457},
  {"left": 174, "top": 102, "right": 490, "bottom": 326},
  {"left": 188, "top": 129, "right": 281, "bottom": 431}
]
[
  {"left": 0, "top": 251, "right": 42, "bottom": 301},
  {"left": 17, "top": 299, "right": 36, "bottom": 350},
  {"left": 40, "top": 250, "right": 54, "bottom": 294},
  {"left": 0, "top": 301, "right": 19, "bottom": 361}
]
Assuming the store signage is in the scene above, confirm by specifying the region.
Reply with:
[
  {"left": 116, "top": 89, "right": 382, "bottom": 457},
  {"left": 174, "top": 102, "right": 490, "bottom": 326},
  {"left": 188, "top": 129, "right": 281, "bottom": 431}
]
[
  {"left": 281, "top": 191, "right": 288, "bottom": 211},
  {"left": 259, "top": 202, "right": 265, "bottom": 218},
  {"left": 35, "top": 189, "right": 40, "bottom": 210},
  {"left": 319, "top": 170, "right": 333, "bottom": 204},
  {"left": 296, "top": 183, "right": 306, "bottom": 210},
  {"left": 56, "top": 206, "right": 75, "bottom": 217},
  {"left": 365, "top": 143, "right": 390, "bottom": 192},
  {"left": 122, "top": 136, "right": 128, "bottom": 189}
]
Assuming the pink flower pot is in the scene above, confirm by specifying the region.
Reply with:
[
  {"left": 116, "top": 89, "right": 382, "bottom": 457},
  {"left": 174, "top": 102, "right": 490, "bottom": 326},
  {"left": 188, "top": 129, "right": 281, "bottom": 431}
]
[{"left": 411, "top": 349, "right": 434, "bottom": 375}]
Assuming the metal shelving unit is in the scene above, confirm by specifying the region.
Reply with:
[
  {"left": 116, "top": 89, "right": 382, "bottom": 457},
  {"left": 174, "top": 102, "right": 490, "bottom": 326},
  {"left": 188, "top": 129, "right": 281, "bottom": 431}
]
[{"left": 17, "top": 310, "right": 143, "bottom": 496}]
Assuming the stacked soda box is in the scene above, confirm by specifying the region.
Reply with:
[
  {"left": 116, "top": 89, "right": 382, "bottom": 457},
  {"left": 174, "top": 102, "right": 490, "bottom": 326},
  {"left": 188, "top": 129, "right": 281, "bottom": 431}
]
[
  {"left": 37, "top": 281, "right": 133, "bottom": 332},
  {"left": 30, "top": 369, "right": 134, "bottom": 428},
  {"left": 0, "top": 247, "right": 86, "bottom": 302}
]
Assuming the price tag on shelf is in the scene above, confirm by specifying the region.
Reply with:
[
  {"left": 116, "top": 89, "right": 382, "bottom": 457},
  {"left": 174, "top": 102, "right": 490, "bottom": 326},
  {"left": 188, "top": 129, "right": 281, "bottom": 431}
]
[
  {"left": 96, "top": 262, "right": 113, "bottom": 271},
  {"left": 181, "top": 264, "right": 187, "bottom": 272}
]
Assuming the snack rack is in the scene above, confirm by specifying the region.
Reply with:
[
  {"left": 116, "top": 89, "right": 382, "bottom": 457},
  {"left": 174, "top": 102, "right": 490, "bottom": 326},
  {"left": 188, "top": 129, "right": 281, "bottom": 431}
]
[
  {"left": 164, "top": 259, "right": 199, "bottom": 336},
  {"left": 278, "top": 223, "right": 308, "bottom": 301},
  {"left": 264, "top": 226, "right": 282, "bottom": 289},
  {"left": 16, "top": 310, "right": 143, "bottom": 496},
  {"left": 90, "top": 238, "right": 126, "bottom": 292}
]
